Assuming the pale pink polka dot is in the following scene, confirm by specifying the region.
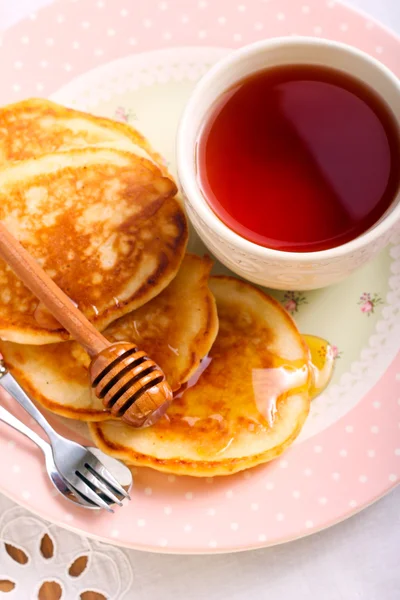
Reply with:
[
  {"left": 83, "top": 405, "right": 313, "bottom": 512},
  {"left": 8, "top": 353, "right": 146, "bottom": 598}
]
[
  {"left": 198, "top": 0, "right": 208, "bottom": 8},
  {"left": 198, "top": 30, "right": 207, "bottom": 39},
  {"left": 226, "top": 489, "right": 234, "bottom": 498},
  {"left": 314, "top": 445, "right": 322, "bottom": 454},
  {"left": 144, "top": 487, "right": 153, "bottom": 496},
  {"left": 128, "top": 37, "right": 138, "bottom": 45},
  {"left": 22, "top": 490, "right": 31, "bottom": 500},
  {"left": 185, "top": 492, "right": 194, "bottom": 500},
  {"left": 251, "top": 503, "right": 259, "bottom": 511},
  {"left": 318, "top": 497, "right": 328, "bottom": 505},
  {"left": 373, "top": 401, "right": 381, "bottom": 409},
  {"left": 349, "top": 500, "right": 358, "bottom": 508},
  {"left": 359, "top": 475, "right": 368, "bottom": 483},
  {"left": 207, "top": 508, "right": 216, "bottom": 517},
  {"left": 277, "top": 12, "right": 285, "bottom": 21},
  {"left": 167, "top": 475, "right": 176, "bottom": 483},
  {"left": 164, "top": 506, "right": 172, "bottom": 515},
  {"left": 45, "top": 38, "right": 55, "bottom": 46},
  {"left": 340, "top": 23, "right": 349, "bottom": 32},
  {"left": 258, "top": 534, "right": 267, "bottom": 542},
  {"left": 21, "top": 36, "right": 30, "bottom": 44},
  {"left": 292, "top": 490, "right": 301, "bottom": 499},
  {"left": 313, "top": 26, "right": 323, "bottom": 35},
  {"left": 12, "top": 465, "right": 20, "bottom": 474},
  {"left": 365, "top": 21, "right": 374, "bottom": 30},
  {"left": 111, "top": 529, "right": 119, "bottom": 538},
  {"left": 137, "top": 519, "right": 146, "bottom": 527},
  {"left": 218, "top": 16, "right": 227, "bottom": 25},
  {"left": 254, "top": 22, "right": 264, "bottom": 31},
  {"left": 56, "top": 14, "right": 65, "bottom": 24},
  {"left": 107, "top": 28, "right": 116, "bottom": 36},
  {"left": 64, "top": 63, "right": 73, "bottom": 72},
  {"left": 233, "top": 33, "right": 243, "bottom": 42},
  {"left": 163, "top": 32, "right": 173, "bottom": 40},
  {"left": 81, "top": 21, "right": 91, "bottom": 29},
  {"left": 375, "top": 46, "right": 384, "bottom": 54},
  {"left": 209, "top": 540, "right": 217, "bottom": 548},
  {"left": 36, "top": 83, "right": 44, "bottom": 91},
  {"left": 305, "top": 520, "right": 314, "bottom": 528},
  {"left": 7, "top": 441, "right": 16, "bottom": 449},
  {"left": 97, "top": 0, "right": 105, "bottom": 7},
  {"left": 206, "top": 477, "right": 214, "bottom": 484},
  {"left": 120, "top": 9, "right": 129, "bottom": 17},
  {"left": 389, "top": 474, "right": 398, "bottom": 482},
  {"left": 158, "top": 538, "right": 168, "bottom": 547},
  {"left": 371, "top": 426, "right": 379, "bottom": 434},
  {"left": 158, "top": 1, "right": 168, "bottom": 10},
  {"left": 72, "top": 41, "right": 80, "bottom": 49},
  {"left": 276, "top": 513, "right": 285, "bottom": 521},
  {"left": 304, "top": 468, "right": 313, "bottom": 476},
  {"left": 230, "top": 522, "right": 239, "bottom": 531},
  {"left": 367, "top": 450, "right": 376, "bottom": 458},
  {"left": 12, "top": 84, "right": 21, "bottom": 92},
  {"left": 302, "top": 5, "right": 311, "bottom": 14},
  {"left": 332, "top": 472, "right": 340, "bottom": 481},
  {"left": 265, "top": 482, "right": 274, "bottom": 491},
  {"left": 94, "top": 49, "right": 104, "bottom": 57},
  {"left": 339, "top": 449, "right": 348, "bottom": 458},
  {"left": 184, "top": 524, "right": 192, "bottom": 533},
  {"left": 280, "top": 460, "right": 289, "bottom": 468},
  {"left": 345, "top": 425, "right": 354, "bottom": 433},
  {"left": 143, "top": 19, "right": 153, "bottom": 28},
  {"left": 181, "top": 15, "right": 190, "bottom": 24},
  {"left": 238, "top": 4, "right": 246, "bottom": 12},
  {"left": 395, "top": 449, "right": 400, "bottom": 456}
]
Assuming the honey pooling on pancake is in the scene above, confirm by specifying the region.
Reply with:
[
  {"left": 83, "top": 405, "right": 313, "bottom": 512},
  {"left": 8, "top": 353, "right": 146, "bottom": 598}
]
[
  {"left": 90, "top": 276, "right": 311, "bottom": 476},
  {"left": 303, "top": 334, "right": 336, "bottom": 400}
]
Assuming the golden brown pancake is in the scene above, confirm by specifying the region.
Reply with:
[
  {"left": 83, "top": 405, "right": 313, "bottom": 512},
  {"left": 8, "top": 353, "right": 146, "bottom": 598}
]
[
  {"left": 0, "top": 98, "right": 169, "bottom": 175},
  {"left": 0, "top": 146, "right": 187, "bottom": 344},
  {"left": 0, "top": 255, "right": 218, "bottom": 420},
  {"left": 89, "top": 277, "right": 311, "bottom": 477}
]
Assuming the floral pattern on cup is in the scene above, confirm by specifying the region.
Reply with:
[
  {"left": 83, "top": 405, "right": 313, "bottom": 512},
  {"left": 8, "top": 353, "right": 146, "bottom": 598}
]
[
  {"left": 114, "top": 106, "right": 137, "bottom": 123},
  {"left": 283, "top": 291, "right": 308, "bottom": 314},
  {"left": 358, "top": 292, "right": 383, "bottom": 316}
]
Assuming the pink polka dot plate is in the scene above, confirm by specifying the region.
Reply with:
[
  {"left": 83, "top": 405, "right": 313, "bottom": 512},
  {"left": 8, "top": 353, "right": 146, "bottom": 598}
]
[{"left": 0, "top": 0, "right": 399, "bottom": 553}]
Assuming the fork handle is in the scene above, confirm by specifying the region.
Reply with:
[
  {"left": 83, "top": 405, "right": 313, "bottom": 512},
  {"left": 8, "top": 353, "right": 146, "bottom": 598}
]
[
  {"left": 0, "top": 364, "right": 58, "bottom": 445},
  {"left": 0, "top": 404, "right": 50, "bottom": 455}
]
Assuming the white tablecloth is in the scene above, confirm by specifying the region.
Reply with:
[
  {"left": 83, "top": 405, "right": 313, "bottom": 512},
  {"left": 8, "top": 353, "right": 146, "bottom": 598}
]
[{"left": 0, "top": 1, "right": 399, "bottom": 599}]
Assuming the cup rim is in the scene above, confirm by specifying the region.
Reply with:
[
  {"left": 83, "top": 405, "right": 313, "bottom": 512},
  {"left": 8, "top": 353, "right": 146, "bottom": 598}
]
[{"left": 176, "top": 36, "right": 400, "bottom": 263}]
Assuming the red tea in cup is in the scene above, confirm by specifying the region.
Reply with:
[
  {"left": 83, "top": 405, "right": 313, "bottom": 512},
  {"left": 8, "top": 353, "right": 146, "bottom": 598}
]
[{"left": 196, "top": 65, "right": 400, "bottom": 253}]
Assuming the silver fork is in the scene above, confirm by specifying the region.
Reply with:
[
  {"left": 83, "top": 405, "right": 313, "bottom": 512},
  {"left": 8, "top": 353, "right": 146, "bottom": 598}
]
[{"left": 0, "top": 360, "right": 131, "bottom": 512}]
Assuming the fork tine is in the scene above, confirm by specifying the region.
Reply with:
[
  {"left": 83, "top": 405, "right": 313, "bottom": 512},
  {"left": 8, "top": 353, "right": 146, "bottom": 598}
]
[
  {"left": 69, "top": 474, "right": 114, "bottom": 512},
  {"left": 80, "top": 466, "right": 123, "bottom": 506},
  {"left": 85, "top": 455, "right": 131, "bottom": 499}
]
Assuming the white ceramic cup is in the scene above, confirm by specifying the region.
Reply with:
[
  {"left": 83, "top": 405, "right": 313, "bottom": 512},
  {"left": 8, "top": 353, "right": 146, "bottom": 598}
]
[{"left": 177, "top": 37, "right": 400, "bottom": 290}]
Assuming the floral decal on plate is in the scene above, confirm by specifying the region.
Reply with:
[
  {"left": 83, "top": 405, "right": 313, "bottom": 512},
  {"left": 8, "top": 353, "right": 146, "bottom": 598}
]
[
  {"left": 114, "top": 105, "right": 138, "bottom": 123},
  {"left": 319, "top": 343, "right": 342, "bottom": 361},
  {"left": 358, "top": 292, "right": 383, "bottom": 316},
  {"left": 283, "top": 291, "right": 308, "bottom": 314}
]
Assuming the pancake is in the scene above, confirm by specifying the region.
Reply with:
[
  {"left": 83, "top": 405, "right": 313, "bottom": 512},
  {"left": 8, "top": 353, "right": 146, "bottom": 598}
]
[
  {"left": 0, "top": 255, "right": 218, "bottom": 420},
  {"left": 89, "top": 277, "right": 311, "bottom": 477},
  {"left": 0, "top": 146, "right": 187, "bottom": 344},
  {"left": 0, "top": 98, "right": 169, "bottom": 175}
]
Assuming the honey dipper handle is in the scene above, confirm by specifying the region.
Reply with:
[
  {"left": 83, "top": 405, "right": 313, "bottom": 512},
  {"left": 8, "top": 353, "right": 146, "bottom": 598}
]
[{"left": 0, "top": 222, "right": 108, "bottom": 357}]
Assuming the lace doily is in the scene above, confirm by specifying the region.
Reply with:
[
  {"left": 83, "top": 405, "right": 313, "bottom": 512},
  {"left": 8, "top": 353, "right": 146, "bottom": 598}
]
[{"left": 0, "top": 497, "right": 132, "bottom": 599}]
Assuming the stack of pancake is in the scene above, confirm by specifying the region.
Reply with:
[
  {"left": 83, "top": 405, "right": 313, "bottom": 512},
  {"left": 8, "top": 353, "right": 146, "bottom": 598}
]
[{"left": 0, "top": 99, "right": 311, "bottom": 477}]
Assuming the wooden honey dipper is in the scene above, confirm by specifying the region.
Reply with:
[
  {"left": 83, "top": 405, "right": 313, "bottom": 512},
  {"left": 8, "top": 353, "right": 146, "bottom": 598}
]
[{"left": 0, "top": 222, "right": 173, "bottom": 427}]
